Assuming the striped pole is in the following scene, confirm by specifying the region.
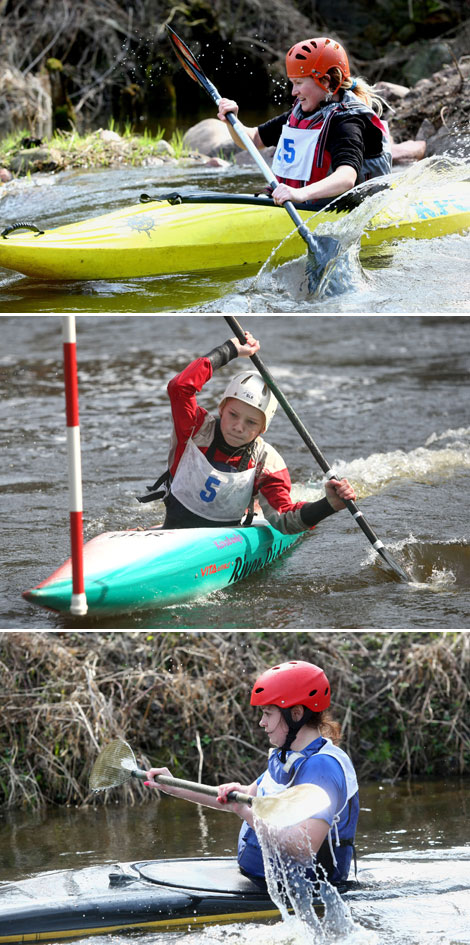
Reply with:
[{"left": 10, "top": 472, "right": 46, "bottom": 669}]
[{"left": 62, "top": 317, "right": 88, "bottom": 616}]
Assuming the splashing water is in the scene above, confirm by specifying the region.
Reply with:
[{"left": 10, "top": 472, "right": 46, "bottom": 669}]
[
  {"left": 359, "top": 532, "right": 468, "bottom": 590},
  {"left": 254, "top": 155, "right": 470, "bottom": 301},
  {"left": 296, "top": 425, "right": 470, "bottom": 503},
  {"left": 287, "top": 427, "right": 470, "bottom": 590},
  {"left": 252, "top": 815, "right": 377, "bottom": 945},
  {"left": 176, "top": 918, "right": 378, "bottom": 945}
]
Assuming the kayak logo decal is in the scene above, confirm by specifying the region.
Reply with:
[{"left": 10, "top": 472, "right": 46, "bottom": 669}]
[
  {"left": 213, "top": 534, "right": 244, "bottom": 549},
  {"left": 201, "top": 562, "right": 231, "bottom": 577},
  {"left": 228, "top": 540, "right": 285, "bottom": 585},
  {"left": 414, "top": 199, "right": 468, "bottom": 220},
  {"left": 125, "top": 215, "right": 159, "bottom": 237},
  {"left": 106, "top": 530, "right": 167, "bottom": 539}
]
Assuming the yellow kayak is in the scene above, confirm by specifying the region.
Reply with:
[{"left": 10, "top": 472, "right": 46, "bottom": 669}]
[{"left": 1, "top": 185, "right": 469, "bottom": 280}]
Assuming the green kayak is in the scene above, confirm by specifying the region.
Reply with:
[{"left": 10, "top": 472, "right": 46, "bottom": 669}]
[{"left": 23, "top": 521, "right": 305, "bottom": 616}]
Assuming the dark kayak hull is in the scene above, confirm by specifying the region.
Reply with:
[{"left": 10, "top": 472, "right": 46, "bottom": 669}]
[
  {"left": 2, "top": 851, "right": 469, "bottom": 943},
  {"left": 0, "top": 857, "right": 298, "bottom": 942}
]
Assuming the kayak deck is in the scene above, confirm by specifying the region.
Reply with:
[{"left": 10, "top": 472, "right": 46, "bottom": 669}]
[
  {"left": 22, "top": 521, "right": 304, "bottom": 616},
  {"left": 1, "top": 183, "right": 469, "bottom": 280},
  {"left": 0, "top": 857, "right": 287, "bottom": 942},
  {"left": 2, "top": 851, "right": 468, "bottom": 944}
]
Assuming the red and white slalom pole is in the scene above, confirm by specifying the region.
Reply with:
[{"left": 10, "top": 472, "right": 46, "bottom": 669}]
[{"left": 62, "top": 317, "right": 88, "bottom": 616}]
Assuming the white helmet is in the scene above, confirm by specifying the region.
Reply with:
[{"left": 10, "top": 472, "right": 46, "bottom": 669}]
[{"left": 219, "top": 372, "right": 278, "bottom": 431}]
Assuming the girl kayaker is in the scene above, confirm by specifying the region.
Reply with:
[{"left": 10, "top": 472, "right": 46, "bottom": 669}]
[
  {"left": 145, "top": 659, "right": 359, "bottom": 888},
  {"left": 217, "top": 36, "right": 392, "bottom": 207},
  {"left": 140, "top": 330, "right": 356, "bottom": 532}
]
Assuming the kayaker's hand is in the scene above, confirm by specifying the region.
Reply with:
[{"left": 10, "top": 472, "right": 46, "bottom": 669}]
[
  {"left": 217, "top": 98, "right": 239, "bottom": 121},
  {"left": 325, "top": 477, "right": 356, "bottom": 511},
  {"left": 217, "top": 782, "right": 254, "bottom": 823},
  {"left": 144, "top": 766, "right": 173, "bottom": 790},
  {"left": 217, "top": 781, "right": 242, "bottom": 804},
  {"left": 271, "top": 183, "right": 308, "bottom": 205},
  {"left": 231, "top": 330, "right": 260, "bottom": 358}
]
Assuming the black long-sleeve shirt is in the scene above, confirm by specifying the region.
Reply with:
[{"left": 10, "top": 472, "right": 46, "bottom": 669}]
[{"left": 258, "top": 106, "right": 384, "bottom": 177}]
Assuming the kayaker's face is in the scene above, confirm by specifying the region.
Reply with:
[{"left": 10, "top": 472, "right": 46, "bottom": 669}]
[
  {"left": 290, "top": 74, "right": 330, "bottom": 111},
  {"left": 219, "top": 398, "right": 265, "bottom": 446},
  {"left": 258, "top": 705, "right": 288, "bottom": 747}
]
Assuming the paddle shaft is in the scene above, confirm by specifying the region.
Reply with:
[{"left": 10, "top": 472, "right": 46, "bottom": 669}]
[
  {"left": 133, "top": 766, "right": 253, "bottom": 805},
  {"left": 225, "top": 315, "right": 410, "bottom": 582},
  {"left": 221, "top": 113, "right": 317, "bottom": 252},
  {"left": 166, "top": 26, "right": 317, "bottom": 255}
]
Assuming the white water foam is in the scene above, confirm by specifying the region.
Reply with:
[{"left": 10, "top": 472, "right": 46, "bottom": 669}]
[
  {"left": 172, "top": 917, "right": 378, "bottom": 945},
  {"left": 291, "top": 427, "right": 470, "bottom": 503},
  {"left": 254, "top": 155, "right": 470, "bottom": 301}
]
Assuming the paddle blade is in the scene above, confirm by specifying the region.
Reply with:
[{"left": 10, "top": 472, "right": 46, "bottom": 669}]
[
  {"left": 252, "top": 783, "right": 330, "bottom": 828},
  {"left": 89, "top": 739, "right": 140, "bottom": 792},
  {"left": 166, "top": 26, "right": 208, "bottom": 85},
  {"left": 306, "top": 235, "right": 343, "bottom": 294},
  {"left": 377, "top": 545, "right": 411, "bottom": 583}
]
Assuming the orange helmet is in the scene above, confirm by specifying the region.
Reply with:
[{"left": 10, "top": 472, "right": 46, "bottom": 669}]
[
  {"left": 250, "top": 660, "right": 331, "bottom": 712},
  {"left": 286, "top": 37, "right": 350, "bottom": 93}
]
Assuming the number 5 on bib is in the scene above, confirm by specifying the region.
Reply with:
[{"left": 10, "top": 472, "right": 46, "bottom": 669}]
[{"left": 200, "top": 475, "right": 222, "bottom": 503}]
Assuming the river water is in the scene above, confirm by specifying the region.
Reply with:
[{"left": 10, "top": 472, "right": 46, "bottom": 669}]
[
  {"left": 0, "top": 159, "right": 469, "bottom": 313},
  {"left": 1, "top": 778, "right": 469, "bottom": 945},
  {"left": 1, "top": 314, "right": 469, "bottom": 629}
]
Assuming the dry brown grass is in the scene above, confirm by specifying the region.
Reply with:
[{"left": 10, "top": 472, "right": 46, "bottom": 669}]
[{"left": 1, "top": 631, "right": 469, "bottom": 809}]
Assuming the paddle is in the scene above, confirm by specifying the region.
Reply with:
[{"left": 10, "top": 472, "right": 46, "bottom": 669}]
[
  {"left": 166, "top": 25, "right": 339, "bottom": 292},
  {"left": 225, "top": 315, "right": 411, "bottom": 583},
  {"left": 89, "top": 739, "right": 330, "bottom": 828}
]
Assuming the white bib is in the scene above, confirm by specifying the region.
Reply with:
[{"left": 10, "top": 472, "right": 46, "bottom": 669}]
[
  {"left": 256, "top": 740, "right": 358, "bottom": 806},
  {"left": 272, "top": 124, "right": 321, "bottom": 181},
  {"left": 317, "top": 740, "right": 358, "bottom": 802},
  {"left": 170, "top": 437, "right": 256, "bottom": 522}
]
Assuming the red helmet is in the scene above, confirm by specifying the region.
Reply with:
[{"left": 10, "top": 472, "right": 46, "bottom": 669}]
[
  {"left": 286, "top": 37, "right": 350, "bottom": 93},
  {"left": 250, "top": 660, "right": 331, "bottom": 712}
]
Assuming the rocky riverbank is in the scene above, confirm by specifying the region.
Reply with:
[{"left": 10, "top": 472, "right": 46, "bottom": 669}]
[
  {"left": 0, "top": 127, "right": 232, "bottom": 184},
  {"left": 1, "top": 52, "right": 469, "bottom": 186},
  {"left": 2, "top": 0, "right": 470, "bottom": 184}
]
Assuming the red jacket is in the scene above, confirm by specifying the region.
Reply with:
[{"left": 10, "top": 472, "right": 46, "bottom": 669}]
[{"left": 167, "top": 357, "right": 308, "bottom": 532}]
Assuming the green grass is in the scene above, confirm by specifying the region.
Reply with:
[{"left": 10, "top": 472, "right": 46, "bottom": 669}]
[
  {"left": 0, "top": 123, "right": 182, "bottom": 173},
  {"left": 169, "top": 128, "right": 189, "bottom": 159}
]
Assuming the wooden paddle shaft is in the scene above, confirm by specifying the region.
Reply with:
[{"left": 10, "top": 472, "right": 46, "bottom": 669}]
[{"left": 134, "top": 768, "right": 253, "bottom": 805}]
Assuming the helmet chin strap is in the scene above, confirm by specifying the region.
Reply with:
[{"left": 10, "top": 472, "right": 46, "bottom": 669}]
[{"left": 278, "top": 707, "right": 315, "bottom": 763}]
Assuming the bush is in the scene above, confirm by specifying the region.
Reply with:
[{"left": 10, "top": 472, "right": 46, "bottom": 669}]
[{"left": 0, "top": 631, "right": 468, "bottom": 808}]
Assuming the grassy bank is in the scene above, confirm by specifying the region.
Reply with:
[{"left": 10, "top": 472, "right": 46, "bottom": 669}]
[
  {"left": 1, "top": 632, "right": 469, "bottom": 809},
  {"left": 0, "top": 125, "right": 191, "bottom": 175}
]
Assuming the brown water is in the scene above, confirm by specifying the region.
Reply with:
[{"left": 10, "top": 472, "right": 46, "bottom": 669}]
[
  {"left": 1, "top": 314, "right": 469, "bottom": 630},
  {"left": 1, "top": 779, "right": 469, "bottom": 945}
]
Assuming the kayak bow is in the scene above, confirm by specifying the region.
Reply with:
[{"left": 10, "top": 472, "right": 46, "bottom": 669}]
[
  {"left": 1, "top": 851, "right": 468, "bottom": 944},
  {"left": 0, "top": 856, "right": 344, "bottom": 943},
  {"left": 23, "top": 521, "right": 305, "bottom": 616}
]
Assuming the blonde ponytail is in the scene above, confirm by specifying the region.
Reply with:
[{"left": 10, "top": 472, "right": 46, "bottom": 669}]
[
  {"left": 341, "top": 75, "right": 385, "bottom": 115},
  {"left": 327, "top": 66, "right": 384, "bottom": 114}
]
